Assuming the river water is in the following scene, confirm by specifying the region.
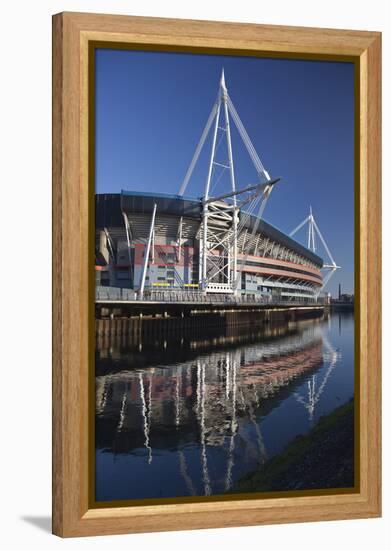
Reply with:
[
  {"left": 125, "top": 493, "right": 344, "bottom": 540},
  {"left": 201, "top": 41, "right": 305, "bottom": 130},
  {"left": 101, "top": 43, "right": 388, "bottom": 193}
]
[{"left": 95, "top": 311, "right": 355, "bottom": 502}]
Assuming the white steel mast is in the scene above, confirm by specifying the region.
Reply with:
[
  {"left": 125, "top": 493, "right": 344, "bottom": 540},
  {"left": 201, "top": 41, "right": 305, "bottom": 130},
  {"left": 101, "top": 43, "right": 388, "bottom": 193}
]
[
  {"left": 289, "top": 206, "right": 341, "bottom": 296},
  {"left": 139, "top": 203, "right": 157, "bottom": 298},
  {"left": 179, "top": 70, "right": 273, "bottom": 295}
]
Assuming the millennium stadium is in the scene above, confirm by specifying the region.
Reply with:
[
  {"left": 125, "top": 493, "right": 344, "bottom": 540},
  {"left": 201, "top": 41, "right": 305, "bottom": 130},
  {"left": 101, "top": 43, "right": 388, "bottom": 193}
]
[
  {"left": 96, "top": 191, "right": 325, "bottom": 302},
  {"left": 95, "top": 71, "right": 338, "bottom": 304}
]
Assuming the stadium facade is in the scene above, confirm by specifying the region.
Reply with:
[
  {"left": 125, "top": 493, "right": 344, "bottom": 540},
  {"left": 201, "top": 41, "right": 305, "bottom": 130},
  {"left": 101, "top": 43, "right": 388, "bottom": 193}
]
[{"left": 95, "top": 191, "right": 324, "bottom": 302}]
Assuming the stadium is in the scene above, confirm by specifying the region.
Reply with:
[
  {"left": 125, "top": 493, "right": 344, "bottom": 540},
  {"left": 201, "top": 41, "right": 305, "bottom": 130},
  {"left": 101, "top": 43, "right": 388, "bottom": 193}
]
[{"left": 95, "top": 190, "right": 324, "bottom": 303}]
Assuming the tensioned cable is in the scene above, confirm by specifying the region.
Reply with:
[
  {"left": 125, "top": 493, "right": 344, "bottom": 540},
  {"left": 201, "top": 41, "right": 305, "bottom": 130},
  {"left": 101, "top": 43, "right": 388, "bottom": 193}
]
[
  {"left": 178, "top": 101, "right": 218, "bottom": 196},
  {"left": 313, "top": 219, "right": 336, "bottom": 266},
  {"left": 227, "top": 96, "right": 270, "bottom": 181},
  {"left": 228, "top": 98, "right": 267, "bottom": 178}
]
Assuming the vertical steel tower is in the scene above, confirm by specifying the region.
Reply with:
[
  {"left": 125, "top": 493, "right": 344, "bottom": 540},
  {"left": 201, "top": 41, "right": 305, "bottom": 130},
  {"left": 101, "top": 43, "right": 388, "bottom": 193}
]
[
  {"left": 179, "top": 70, "right": 275, "bottom": 294},
  {"left": 289, "top": 206, "right": 341, "bottom": 295}
]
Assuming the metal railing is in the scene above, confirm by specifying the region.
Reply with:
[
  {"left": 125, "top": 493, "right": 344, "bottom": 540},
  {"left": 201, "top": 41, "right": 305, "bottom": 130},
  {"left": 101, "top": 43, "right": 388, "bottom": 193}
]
[{"left": 95, "top": 286, "right": 327, "bottom": 306}]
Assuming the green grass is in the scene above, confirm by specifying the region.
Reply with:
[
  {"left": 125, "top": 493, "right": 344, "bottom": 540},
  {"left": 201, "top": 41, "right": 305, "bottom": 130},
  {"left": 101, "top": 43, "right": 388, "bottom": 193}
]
[{"left": 231, "top": 399, "right": 354, "bottom": 493}]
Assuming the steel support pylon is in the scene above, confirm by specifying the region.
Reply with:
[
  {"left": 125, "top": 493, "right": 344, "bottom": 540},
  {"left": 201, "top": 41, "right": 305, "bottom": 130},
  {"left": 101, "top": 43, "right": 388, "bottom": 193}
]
[
  {"left": 289, "top": 206, "right": 341, "bottom": 297},
  {"left": 201, "top": 70, "right": 238, "bottom": 294},
  {"left": 179, "top": 70, "right": 273, "bottom": 295}
]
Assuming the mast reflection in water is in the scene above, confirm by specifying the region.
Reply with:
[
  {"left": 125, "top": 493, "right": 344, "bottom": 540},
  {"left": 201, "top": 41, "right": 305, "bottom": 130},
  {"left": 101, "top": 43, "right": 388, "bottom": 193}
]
[{"left": 95, "top": 312, "right": 354, "bottom": 501}]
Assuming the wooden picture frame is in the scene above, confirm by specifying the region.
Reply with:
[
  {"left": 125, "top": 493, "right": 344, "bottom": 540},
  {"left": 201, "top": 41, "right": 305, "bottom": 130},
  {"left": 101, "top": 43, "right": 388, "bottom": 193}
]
[{"left": 52, "top": 12, "right": 381, "bottom": 537}]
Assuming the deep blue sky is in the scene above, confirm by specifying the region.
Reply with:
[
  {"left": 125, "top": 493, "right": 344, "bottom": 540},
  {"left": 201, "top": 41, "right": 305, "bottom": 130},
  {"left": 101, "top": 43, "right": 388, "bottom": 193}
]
[{"left": 95, "top": 49, "right": 355, "bottom": 296}]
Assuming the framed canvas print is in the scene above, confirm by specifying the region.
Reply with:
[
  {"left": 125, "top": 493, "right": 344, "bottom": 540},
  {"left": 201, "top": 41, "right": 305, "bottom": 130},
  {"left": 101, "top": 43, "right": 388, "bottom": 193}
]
[{"left": 52, "top": 12, "right": 381, "bottom": 537}]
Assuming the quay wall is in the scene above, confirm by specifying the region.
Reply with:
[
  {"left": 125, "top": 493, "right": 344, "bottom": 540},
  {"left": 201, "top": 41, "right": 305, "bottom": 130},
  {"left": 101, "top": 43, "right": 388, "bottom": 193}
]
[{"left": 95, "top": 304, "right": 325, "bottom": 341}]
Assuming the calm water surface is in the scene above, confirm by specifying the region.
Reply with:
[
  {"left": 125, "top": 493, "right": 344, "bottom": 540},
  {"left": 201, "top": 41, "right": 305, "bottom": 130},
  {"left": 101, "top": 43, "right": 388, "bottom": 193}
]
[{"left": 95, "top": 312, "right": 354, "bottom": 501}]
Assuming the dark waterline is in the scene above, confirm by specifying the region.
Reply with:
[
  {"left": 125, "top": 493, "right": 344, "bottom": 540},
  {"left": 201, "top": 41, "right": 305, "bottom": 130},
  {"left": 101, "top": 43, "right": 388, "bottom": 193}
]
[{"left": 95, "top": 312, "right": 355, "bottom": 501}]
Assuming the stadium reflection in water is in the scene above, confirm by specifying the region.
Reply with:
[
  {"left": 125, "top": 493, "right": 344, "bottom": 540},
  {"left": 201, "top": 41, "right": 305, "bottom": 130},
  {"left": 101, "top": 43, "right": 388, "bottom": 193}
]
[{"left": 95, "top": 312, "right": 355, "bottom": 502}]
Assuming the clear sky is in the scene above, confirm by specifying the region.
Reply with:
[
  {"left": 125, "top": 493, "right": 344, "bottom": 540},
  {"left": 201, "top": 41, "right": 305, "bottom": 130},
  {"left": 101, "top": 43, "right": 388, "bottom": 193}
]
[{"left": 95, "top": 48, "right": 355, "bottom": 297}]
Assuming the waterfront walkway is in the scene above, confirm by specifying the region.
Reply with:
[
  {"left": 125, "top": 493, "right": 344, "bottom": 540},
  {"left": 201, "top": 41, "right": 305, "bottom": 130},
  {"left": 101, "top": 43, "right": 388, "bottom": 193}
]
[{"left": 96, "top": 286, "right": 327, "bottom": 308}]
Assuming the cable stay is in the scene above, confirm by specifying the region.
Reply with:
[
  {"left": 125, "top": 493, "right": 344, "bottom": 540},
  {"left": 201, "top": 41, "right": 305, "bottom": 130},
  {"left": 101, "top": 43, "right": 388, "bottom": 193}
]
[
  {"left": 289, "top": 206, "right": 341, "bottom": 296},
  {"left": 177, "top": 69, "right": 277, "bottom": 294}
]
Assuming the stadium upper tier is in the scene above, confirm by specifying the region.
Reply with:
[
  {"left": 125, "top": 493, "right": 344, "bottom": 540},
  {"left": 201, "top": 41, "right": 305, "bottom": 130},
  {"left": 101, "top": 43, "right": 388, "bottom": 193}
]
[{"left": 95, "top": 191, "right": 323, "bottom": 300}]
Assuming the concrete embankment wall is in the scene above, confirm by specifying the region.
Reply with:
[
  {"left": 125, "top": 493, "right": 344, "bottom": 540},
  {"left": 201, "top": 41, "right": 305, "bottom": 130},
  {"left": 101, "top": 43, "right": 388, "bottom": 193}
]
[{"left": 95, "top": 306, "right": 324, "bottom": 340}]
